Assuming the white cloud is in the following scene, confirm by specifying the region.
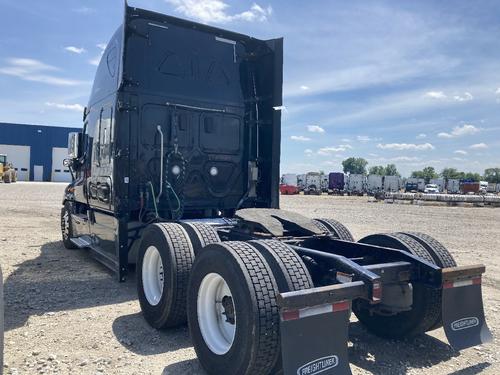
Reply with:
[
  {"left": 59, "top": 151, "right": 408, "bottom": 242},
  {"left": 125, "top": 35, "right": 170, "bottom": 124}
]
[
  {"left": 290, "top": 135, "right": 311, "bottom": 142},
  {"left": 454, "top": 150, "right": 468, "bottom": 155},
  {"left": 65, "top": 46, "right": 86, "bottom": 54},
  {"left": 425, "top": 91, "right": 473, "bottom": 102},
  {"left": 357, "top": 135, "right": 381, "bottom": 143},
  {"left": 453, "top": 92, "right": 473, "bottom": 102},
  {"left": 424, "top": 91, "right": 446, "bottom": 99},
  {"left": 96, "top": 43, "right": 107, "bottom": 51},
  {"left": 377, "top": 142, "right": 435, "bottom": 151},
  {"left": 166, "top": 0, "right": 272, "bottom": 23},
  {"left": 437, "top": 132, "right": 453, "bottom": 139},
  {"left": 391, "top": 156, "right": 420, "bottom": 162},
  {"left": 0, "top": 58, "right": 87, "bottom": 86},
  {"left": 495, "top": 88, "right": 500, "bottom": 95},
  {"left": 469, "top": 143, "right": 488, "bottom": 149},
  {"left": 438, "top": 124, "right": 480, "bottom": 138},
  {"left": 45, "top": 102, "right": 84, "bottom": 112},
  {"left": 317, "top": 145, "right": 351, "bottom": 155},
  {"left": 304, "top": 149, "right": 313, "bottom": 156},
  {"left": 300, "top": 85, "right": 310, "bottom": 90},
  {"left": 307, "top": 125, "right": 325, "bottom": 133},
  {"left": 341, "top": 138, "right": 351, "bottom": 143}
]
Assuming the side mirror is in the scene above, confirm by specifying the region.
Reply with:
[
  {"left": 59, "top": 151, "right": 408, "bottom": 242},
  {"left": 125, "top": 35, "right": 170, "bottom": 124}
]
[
  {"left": 68, "top": 132, "right": 80, "bottom": 159},
  {"left": 82, "top": 106, "right": 88, "bottom": 122}
]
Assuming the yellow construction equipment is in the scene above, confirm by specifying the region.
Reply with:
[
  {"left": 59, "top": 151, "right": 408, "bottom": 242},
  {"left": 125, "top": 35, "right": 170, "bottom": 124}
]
[{"left": 0, "top": 154, "right": 17, "bottom": 183}]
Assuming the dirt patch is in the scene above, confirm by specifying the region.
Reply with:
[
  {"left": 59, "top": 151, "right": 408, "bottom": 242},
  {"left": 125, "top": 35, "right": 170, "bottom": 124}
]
[{"left": 0, "top": 184, "right": 498, "bottom": 374}]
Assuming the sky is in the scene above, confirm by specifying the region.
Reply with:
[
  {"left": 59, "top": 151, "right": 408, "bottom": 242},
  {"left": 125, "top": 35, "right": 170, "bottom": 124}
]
[{"left": 1, "top": 0, "right": 499, "bottom": 177}]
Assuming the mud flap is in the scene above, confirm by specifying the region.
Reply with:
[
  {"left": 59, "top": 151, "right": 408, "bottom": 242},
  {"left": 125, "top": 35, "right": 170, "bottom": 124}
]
[
  {"left": 442, "top": 266, "right": 493, "bottom": 350},
  {"left": 280, "top": 301, "right": 352, "bottom": 375},
  {"left": 277, "top": 282, "right": 366, "bottom": 375}
]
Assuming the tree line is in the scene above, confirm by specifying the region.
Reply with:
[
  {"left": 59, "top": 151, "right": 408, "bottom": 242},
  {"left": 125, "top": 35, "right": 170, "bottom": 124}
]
[{"left": 340, "top": 157, "right": 500, "bottom": 183}]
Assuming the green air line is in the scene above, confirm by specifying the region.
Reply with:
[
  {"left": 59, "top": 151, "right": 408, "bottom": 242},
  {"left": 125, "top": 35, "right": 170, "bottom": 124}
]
[{"left": 148, "top": 181, "right": 160, "bottom": 219}]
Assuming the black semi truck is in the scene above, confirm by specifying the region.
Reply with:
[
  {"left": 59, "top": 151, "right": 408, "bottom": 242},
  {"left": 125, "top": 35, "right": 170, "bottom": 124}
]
[{"left": 61, "top": 4, "right": 492, "bottom": 374}]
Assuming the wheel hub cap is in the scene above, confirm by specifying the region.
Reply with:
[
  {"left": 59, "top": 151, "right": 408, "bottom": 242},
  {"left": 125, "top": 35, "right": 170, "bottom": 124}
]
[
  {"left": 197, "top": 273, "right": 236, "bottom": 355},
  {"left": 142, "top": 246, "right": 164, "bottom": 306}
]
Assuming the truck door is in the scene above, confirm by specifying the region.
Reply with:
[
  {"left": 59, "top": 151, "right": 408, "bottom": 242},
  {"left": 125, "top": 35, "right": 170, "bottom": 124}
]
[
  {"left": 87, "top": 105, "right": 117, "bottom": 259},
  {"left": 89, "top": 106, "right": 114, "bottom": 211}
]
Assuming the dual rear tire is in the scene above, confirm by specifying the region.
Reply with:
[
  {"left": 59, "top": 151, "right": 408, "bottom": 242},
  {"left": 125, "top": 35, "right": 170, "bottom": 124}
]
[
  {"left": 353, "top": 232, "right": 456, "bottom": 338},
  {"left": 136, "top": 222, "right": 313, "bottom": 375},
  {"left": 187, "top": 240, "right": 312, "bottom": 375}
]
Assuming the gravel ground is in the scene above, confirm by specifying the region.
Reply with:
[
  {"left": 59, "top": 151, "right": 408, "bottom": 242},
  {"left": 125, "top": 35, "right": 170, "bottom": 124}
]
[{"left": 0, "top": 183, "right": 498, "bottom": 375}]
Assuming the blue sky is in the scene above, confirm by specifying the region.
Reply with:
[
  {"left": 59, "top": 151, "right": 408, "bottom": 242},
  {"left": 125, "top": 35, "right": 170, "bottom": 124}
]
[{"left": 1, "top": 0, "right": 499, "bottom": 176}]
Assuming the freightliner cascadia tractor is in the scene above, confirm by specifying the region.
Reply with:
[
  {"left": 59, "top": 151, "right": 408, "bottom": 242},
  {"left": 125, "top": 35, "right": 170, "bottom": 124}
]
[{"left": 61, "top": 4, "right": 492, "bottom": 374}]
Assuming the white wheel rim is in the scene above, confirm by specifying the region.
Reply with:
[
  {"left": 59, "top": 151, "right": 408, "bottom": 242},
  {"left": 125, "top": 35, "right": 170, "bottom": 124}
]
[
  {"left": 142, "top": 246, "right": 164, "bottom": 306},
  {"left": 197, "top": 273, "right": 236, "bottom": 355}
]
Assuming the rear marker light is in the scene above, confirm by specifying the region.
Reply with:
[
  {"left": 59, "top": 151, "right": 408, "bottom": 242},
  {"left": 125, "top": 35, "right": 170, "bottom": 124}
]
[
  {"left": 281, "top": 301, "right": 349, "bottom": 321},
  {"left": 443, "top": 277, "right": 481, "bottom": 289},
  {"left": 372, "top": 282, "right": 382, "bottom": 301}
]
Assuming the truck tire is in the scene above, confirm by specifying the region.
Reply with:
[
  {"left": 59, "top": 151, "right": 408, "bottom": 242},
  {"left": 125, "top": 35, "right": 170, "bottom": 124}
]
[
  {"left": 397, "top": 232, "right": 457, "bottom": 330},
  {"left": 249, "top": 240, "right": 313, "bottom": 375},
  {"left": 399, "top": 232, "right": 457, "bottom": 268},
  {"left": 313, "top": 218, "right": 355, "bottom": 242},
  {"left": 249, "top": 240, "right": 313, "bottom": 293},
  {"left": 179, "top": 222, "right": 220, "bottom": 255},
  {"left": 137, "top": 222, "right": 194, "bottom": 329},
  {"left": 60, "top": 202, "right": 77, "bottom": 249},
  {"left": 353, "top": 233, "right": 441, "bottom": 338},
  {"left": 187, "top": 241, "right": 280, "bottom": 375}
]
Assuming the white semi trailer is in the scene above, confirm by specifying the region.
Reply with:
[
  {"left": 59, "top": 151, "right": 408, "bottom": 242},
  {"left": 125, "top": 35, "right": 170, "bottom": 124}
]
[
  {"left": 367, "top": 175, "right": 383, "bottom": 195},
  {"left": 430, "top": 178, "right": 445, "bottom": 192},
  {"left": 347, "top": 174, "right": 366, "bottom": 195},
  {"left": 383, "top": 176, "right": 402, "bottom": 192},
  {"left": 304, "top": 172, "right": 322, "bottom": 195},
  {"left": 446, "top": 179, "right": 460, "bottom": 194}
]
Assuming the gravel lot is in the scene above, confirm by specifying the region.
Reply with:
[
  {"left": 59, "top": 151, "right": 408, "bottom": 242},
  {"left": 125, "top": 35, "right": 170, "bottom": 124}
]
[{"left": 1, "top": 183, "right": 499, "bottom": 374}]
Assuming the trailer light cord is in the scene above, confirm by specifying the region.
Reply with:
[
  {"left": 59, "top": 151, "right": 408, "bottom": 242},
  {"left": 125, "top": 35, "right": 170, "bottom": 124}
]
[
  {"left": 165, "top": 180, "right": 182, "bottom": 214},
  {"left": 148, "top": 181, "right": 160, "bottom": 220}
]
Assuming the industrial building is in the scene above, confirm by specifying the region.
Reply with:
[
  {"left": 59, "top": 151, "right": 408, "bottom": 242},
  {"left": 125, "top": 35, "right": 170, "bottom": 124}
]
[{"left": 0, "top": 122, "right": 80, "bottom": 182}]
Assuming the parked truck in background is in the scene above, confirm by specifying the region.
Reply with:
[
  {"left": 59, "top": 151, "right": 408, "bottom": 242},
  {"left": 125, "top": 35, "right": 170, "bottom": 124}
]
[
  {"left": 328, "top": 172, "right": 345, "bottom": 195},
  {"left": 406, "top": 177, "right": 425, "bottom": 192},
  {"left": 58, "top": 5, "right": 492, "bottom": 374},
  {"left": 367, "top": 174, "right": 383, "bottom": 195},
  {"left": 461, "top": 180, "right": 480, "bottom": 194},
  {"left": 320, "top": 173, "right": 329, "bottom": 193},
  {"left": 446, "top": 179, "right": 460, "bottom": 194},
  {"left": 430, "top": 178, "right": 445, "bottom": 192},
  {"left": 346, "top": 174, "right": 366, "bottom": 195},
  {"left": 303, "top": 172, "right": 322, "bottom": 195},
  {"left": 280, "top": 173, "right": 299, "bottom": 195},
  {"left": 0, "top": 154, "right": 17, "bottom": 183},
  {"left": 383, "top": 175, "right": 401, "bottom": 192},
  {"left": 487, "top": 182, "right": 497, "bottom": 194},
  {"left": 479, "top": 181, "right": 488, "bottom": 194}
]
